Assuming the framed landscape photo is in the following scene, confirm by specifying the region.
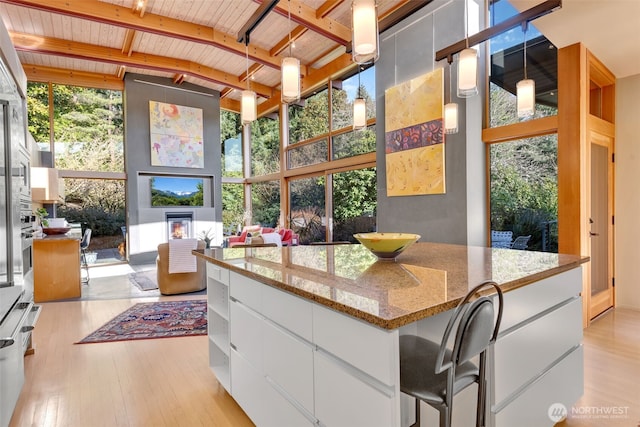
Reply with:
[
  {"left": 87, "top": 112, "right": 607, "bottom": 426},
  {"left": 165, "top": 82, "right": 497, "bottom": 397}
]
[
  {"left": 149, "top": 101, "right": 204, "bottom": 168},
  {"left": 150, "top": 176, "right": 204, "bottom": 207}
]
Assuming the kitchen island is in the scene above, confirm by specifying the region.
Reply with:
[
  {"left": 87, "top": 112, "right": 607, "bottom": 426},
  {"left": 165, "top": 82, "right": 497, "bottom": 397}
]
[
  {"left": 194, "top": 242, "right": 588, "bottom": 427},
  {"left": 33, "top": 235, "right": 81, "bottom": 302}
]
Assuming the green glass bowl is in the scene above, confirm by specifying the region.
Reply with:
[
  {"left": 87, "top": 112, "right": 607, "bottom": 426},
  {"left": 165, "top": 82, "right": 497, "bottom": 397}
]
[{"left": 353, "top": 232, "right": 421, "bottom": 260}]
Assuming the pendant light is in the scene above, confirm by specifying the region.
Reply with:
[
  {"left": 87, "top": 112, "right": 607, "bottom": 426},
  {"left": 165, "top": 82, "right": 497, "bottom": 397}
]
[
  {"left": 457, "top": 0, "right": 478, "bottom": 98},
  {"left": 351, "top": 0, "right": 379, "bottom": 64},
  {"left": 241, "top": 44, "right": 257, "bottom": 124},
  {"left": 444, "top": 57, "right": 458, "bottom": 134},
  {"left": 353, "top": 66, "right": 366, "bottom": 130},
  {"left": 281, "top": 0, "right": 300, "bottom": 103},
  {"left": 517, "top": 22, "right": 535, "bottom": 119}
]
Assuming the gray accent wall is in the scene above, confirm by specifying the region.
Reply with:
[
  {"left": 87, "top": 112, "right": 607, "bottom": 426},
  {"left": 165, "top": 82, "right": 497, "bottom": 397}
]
[
  {"left": 376, "top": 0, "right": 486, "bottom": 246},
  {"left": 124, "top": 74, "right": 221, "bottom": 264}
]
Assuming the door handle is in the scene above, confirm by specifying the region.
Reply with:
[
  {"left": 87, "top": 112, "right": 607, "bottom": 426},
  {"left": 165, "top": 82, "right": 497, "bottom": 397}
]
[{"left": 589, "top": 232, "right": 599, "bottom": 236}]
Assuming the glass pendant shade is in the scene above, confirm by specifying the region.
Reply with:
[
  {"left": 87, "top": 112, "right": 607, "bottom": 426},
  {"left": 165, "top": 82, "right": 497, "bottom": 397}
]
[
  {"left": 457, "top": 48, "right": 478, "bottom": 98},
  {"left": 517, "top": 79, "right": 535, "bottom": 118},
  {"left": 353, "top": 98, "right": 366, "bottom": 129},
  {"left": 241, "top": 90, "right": 257, "bottom": 124},
  {"left": 444, "top": 103, "right": 458, "bottom": 134},
  {"left": 351, "top": 0, "right": 379, "bottom": 64},
  {"left": 281, "top": 56, "right": 300, "bottom": 103}
]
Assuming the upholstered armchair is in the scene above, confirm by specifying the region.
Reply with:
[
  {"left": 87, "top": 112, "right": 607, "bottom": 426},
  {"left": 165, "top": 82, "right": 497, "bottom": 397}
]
[{"left": 156, "top": 240, "right": 206, "bottom": 295}]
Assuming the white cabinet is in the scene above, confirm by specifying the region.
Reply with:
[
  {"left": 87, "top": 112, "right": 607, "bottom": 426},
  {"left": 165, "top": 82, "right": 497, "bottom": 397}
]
[{"left": 206, "top": 263, "right": 230, "bottom": 392}]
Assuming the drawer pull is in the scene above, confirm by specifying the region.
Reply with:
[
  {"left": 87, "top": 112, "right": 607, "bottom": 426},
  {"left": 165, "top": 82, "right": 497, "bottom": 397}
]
[{"left": 0, "top": 338, "right": 15, "bottom": 349}]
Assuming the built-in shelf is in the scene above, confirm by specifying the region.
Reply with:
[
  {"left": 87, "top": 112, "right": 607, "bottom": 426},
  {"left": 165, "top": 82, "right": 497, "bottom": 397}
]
[{"left": 207, "top": 264, "right": 230, "bottom": 393}]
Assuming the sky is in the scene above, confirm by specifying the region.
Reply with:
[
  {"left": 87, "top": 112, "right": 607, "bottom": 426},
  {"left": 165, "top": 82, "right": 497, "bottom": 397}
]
[
  {"left": 152, "top": 176, "right": 202, "bottom": 194},
  {"left": 342, "top": 65, "right": 376, "bottom": 100},
  {"left": 489, "top": 0, "right": 543, "bottom": 54}
]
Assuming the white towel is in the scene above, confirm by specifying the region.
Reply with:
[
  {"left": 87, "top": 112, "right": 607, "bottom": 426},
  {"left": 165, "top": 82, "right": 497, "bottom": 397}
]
[
  {"left": 168, "top": 238, "right": 198, "bottom": 274},
  {"left": 261, "top": 232, "right": 282, "bottom": 247}
]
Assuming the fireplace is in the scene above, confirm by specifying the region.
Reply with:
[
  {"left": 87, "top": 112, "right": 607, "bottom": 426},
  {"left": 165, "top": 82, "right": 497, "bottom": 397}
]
[{"left": 166, "top": 212, "right": 193, "bottom": 240}]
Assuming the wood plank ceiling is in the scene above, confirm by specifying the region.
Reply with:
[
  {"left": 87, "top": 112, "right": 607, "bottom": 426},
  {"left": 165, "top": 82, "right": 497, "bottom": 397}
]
[{"left": 0, "top": 0, "right": 430, "bottom": 116}]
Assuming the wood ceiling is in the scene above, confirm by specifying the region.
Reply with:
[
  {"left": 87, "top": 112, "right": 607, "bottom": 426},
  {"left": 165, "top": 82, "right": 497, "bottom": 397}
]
[{"left": 0, "top": 0, "right": 431, "bottom": 116}]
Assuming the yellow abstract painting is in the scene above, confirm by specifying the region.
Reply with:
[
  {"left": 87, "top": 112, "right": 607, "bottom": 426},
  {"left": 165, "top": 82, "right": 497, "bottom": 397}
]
[{"left": 384, "top": 68, "right": 445, "bottom": 196}]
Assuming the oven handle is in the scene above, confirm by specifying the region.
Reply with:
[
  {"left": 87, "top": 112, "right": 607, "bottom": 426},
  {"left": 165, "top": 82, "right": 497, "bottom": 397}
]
[{"left": 0, "top": 301, "right": 34, "bottom": 349}]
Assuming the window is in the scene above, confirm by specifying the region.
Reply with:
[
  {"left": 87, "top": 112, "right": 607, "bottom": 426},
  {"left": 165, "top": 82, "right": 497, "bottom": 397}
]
[
  {"left": 288, "top": 139, "right": 328, "bottom": 169},
  {"left": 27, "top": 83, "right": 126, "bottom": 264},
  {"left": 52, "top": 85, "right": 124, "bottom": 172},
  {"left": 289, "top": 89, "right": 329, "bottom": 144},
  {"left": 26, "top": 82, "right": 50, "bottom": 150},
  {"left": 332, "top": 167, "right": 377, "bottom": 242},
  {"left": 332, "top": 125, "right": 376, "bottom": 160},
  {"left": 290, "top": 176, "right": 326, "bottom": 244},
  {"left": 331, "top": 66, "right": 375, "bottom": 132},
  {"left": 489, "top": 134, "right": 558, "bottom": 252},
  {"left": 221, "top": 110, "right": 242, "bottom": 178},
  {"left": 251, "top": 115, "right": 280, "bottom": 176},
  {"left": 251, "top": 180, "right": 281, "bottom": 228},
  {"left": 488, "top": 0, "right": 558, "bottom": 127}
]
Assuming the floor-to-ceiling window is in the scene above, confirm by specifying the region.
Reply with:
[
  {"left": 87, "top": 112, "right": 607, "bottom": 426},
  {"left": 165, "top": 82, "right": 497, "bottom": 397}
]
[
  {"left": 221, "top": 65, "right": 377, "bottom": 244},
  {"left": 27, "top": 82, "right": 126, "bottom": 264},
  {"left": 485, "top": 0, "right": 559, "bottom": 252}
]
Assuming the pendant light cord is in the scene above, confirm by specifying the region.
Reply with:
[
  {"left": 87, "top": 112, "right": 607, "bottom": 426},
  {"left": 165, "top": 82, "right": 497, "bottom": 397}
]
[
  {"left": 288, "top": 0, "right": 292, "bottom": 57},
  {"left": 522, "top": 21, "right": 528, "bottom": 80},
  {"left": 245, "top": 44, "right": 250, "bottom": 90}
]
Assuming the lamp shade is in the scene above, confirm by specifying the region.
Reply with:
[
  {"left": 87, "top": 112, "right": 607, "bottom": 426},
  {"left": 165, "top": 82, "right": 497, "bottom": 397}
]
[
  {"left": 241, "top": 90, "right": 257, "bottom": 124},
  {"left": 352, "top": 0, "right": 379, "bottom": 64},
  {"left": 457, "top": 48, "right": 478, "bottom": 98},
  {"left": 444, "top": 102, "right": 458, "bottom": 134},
  {"left": 281, "top": 56, "right": 300, "bottom": 103},
  {"left": 353, "top": 98, "right": 366, "bottom": 129},
  {"left": 517, "top": 78, "right": 535, "bottom": 118}
]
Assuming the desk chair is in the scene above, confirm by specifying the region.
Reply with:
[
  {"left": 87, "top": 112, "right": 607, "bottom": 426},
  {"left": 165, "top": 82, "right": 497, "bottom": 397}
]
[
  {"left": 400, "top": 281, "right": 503, "bottom": 427},
  {"left": 80, "top": 229, "right": 92, "bottom": 284}
]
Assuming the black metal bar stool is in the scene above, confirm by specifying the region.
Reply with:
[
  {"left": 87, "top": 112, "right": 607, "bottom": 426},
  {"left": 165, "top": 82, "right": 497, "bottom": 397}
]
[
  {"left": 399, "top": 281, "right": 504, "bottom": 427},
  {"left": 80, "top": 228, "right": 92, "bottom": 284}
]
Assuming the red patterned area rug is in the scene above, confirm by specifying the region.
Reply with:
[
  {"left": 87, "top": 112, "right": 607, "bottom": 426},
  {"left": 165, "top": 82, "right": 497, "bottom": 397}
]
[{"left": 76, "top": 300, "right": 207, "bottom": 344}]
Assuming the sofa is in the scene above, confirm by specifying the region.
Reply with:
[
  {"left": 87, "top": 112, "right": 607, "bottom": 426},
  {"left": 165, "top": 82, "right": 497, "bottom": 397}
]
[
  {"left": 226, "top": 225, "right": 299, "bottom": 247},
  {"left": 156, "top": 240, "right": 206, "bottom": 295}
]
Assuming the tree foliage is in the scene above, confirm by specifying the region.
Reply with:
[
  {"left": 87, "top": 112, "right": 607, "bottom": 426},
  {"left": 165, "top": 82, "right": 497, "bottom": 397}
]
[
  {"left": 27, "top": 83, "right": 125, "bottom": 243},
  {"left": 489, "top": 84, "right": 558, "bottom": 251}
]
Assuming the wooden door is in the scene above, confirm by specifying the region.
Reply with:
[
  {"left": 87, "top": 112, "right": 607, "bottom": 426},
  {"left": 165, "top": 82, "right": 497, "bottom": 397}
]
[{"left": 588, "top": 129, "right": 614, "bottom": 319}]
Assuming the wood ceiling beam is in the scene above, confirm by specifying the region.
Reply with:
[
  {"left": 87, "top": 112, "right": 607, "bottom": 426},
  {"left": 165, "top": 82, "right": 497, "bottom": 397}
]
[
  {"left": 220, "top": 88, "right": 234, "bottom": 99},
  {"left": 0, "top": 0, "right": 283, "bottom": 70},
  {"left": 270, "top": 25, "right": 307, "bottom": 57},
  {"left": 10, "top": 31, "right": 277, "bottom": 98},
  {"left": 121, "top": 28, "right": 135, "bottom": 56},
  {"left": 24, "top": 62, "right": 242, "bottom": 113},
  {"left": 316, "top": 0, "right": 343, "bottom": 19},
  {"left": 23, "top": 63, "right": 124, "bottom": 90},
  {"left": 255, "top": 0, "right": 351, "bottom": 45},
  {"left": 116, "top": 65, "right": 126, "bottom": 79}
]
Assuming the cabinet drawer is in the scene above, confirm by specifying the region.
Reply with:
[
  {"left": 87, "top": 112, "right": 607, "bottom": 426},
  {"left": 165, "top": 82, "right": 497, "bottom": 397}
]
[
  {"left": 230, "top": 301, "right": 263, "bottom": 369},
  {"left": 262, "top": 284, "right": 312, "bottom": 341},
  {"left": 206, "top": 263, "right": 229, "bottom": 286},
  {"left": 230, "top": 348, "right": 266, "bottom": 426},
  {"left": 500, "top": 267, "right": 582, "bottom": 331},
  {"left": 493, "top": 345, "right": 583, "bottom": 427},
  {"left": 263, "top": 320, "right": 314, "bottom": 414},
  {"left": 263, "top": 376, "right": 316, "bottom": 427},
  {"left": 230, "top": 271, "right": 262, "bottom": 312},
  {"left": 313, "top": 304, "right": 398, "bottom": 386},
  {"left": 314, "top": 351, "right": 397, "bottom": 427},
  {"left": 493, "top": 297, "right": 583, "bottom": 406}
]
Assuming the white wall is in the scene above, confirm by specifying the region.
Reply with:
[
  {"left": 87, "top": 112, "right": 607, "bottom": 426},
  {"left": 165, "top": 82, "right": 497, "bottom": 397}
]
[{"left": 615, "top": 73, "right": 640, "bottom": 310}]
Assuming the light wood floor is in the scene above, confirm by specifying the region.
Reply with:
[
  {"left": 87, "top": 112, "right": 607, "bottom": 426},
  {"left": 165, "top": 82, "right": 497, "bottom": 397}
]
[{"left": 10, "top": 299, "right": 640, "bottom": 426}]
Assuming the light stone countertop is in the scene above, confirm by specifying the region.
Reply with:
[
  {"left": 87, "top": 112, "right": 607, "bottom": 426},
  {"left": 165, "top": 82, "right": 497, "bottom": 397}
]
[{"left": 194, "top": 242, "right": 588, "bottom": 329}]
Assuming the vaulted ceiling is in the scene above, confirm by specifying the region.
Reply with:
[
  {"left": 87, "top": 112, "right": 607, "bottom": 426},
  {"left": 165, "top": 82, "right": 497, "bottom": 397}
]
[{"left": 0, "top": 0, "right": 430, "bottom": 115}]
